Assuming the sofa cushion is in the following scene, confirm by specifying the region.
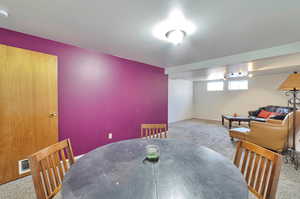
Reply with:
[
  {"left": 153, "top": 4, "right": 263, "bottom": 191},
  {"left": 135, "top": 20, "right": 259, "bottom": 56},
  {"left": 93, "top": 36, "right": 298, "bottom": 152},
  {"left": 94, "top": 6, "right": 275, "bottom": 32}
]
[
  {"left": 248, "top": 110, "right": 260, "bottom": 117},
  {"left": 264, "top": 106, "right": 277, "bottom": 112},
  {"left": 268, "top": 112, "right": 281, "bottom": 118},
  {"left": 262, "top": 105, "right": 293, "bottom": 114},
  {"left": 276, "top": 107, "right": 291, "bottom": 114},
  {"left": 270, "top": 114, "right": 286, "bottom": 120}
]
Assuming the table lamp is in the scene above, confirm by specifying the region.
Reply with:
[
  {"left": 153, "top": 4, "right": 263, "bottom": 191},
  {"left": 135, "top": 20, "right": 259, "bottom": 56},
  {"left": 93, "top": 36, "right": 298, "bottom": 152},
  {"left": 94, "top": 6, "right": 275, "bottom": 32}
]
[{"left": 279, "top": 72, "right": 300, "bottom": 169}]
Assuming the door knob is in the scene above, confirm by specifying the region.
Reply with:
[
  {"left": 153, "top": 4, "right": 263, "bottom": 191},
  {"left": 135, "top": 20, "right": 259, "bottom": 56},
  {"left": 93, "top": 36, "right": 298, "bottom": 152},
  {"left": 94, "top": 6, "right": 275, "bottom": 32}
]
[{"left": 49, "top": 112, "right": 57, "bottom": 118}]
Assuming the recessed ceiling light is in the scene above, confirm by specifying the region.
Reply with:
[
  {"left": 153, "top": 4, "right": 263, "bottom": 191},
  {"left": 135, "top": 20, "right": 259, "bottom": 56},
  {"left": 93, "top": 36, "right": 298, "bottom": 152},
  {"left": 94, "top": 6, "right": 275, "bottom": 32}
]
[
  {"left": 0, "top": 9, "right": 8, "bottom": 18},
  {"left": 153, "top": 9, "right": 195, "bottom": 45}
]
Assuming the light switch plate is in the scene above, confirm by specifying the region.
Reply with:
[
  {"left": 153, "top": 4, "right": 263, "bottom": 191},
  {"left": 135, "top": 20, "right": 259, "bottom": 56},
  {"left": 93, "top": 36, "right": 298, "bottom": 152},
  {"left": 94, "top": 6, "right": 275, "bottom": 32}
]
[{"left": 108, "top": 133, "right": 112, "bottom": 139}]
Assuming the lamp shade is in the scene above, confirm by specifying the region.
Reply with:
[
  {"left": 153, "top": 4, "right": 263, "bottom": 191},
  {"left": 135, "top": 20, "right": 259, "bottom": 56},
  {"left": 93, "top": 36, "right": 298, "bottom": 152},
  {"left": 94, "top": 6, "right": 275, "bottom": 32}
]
[{"left": 278, "top": 73, "right": 300, "bottom": 91}]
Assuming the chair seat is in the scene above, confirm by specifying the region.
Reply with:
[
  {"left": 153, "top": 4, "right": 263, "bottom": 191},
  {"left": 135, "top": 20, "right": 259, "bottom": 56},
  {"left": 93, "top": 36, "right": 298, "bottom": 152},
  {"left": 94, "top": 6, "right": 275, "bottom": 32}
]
[{"left": 229, "top": 127, "right": 250, "bottom": 140}]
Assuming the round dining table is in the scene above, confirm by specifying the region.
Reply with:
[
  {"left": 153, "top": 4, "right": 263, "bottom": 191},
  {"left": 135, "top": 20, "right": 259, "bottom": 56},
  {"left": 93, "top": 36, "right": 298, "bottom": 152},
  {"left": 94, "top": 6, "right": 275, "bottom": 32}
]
[{"left": 62, "top": 139, "right": 248, "bottom": 199}]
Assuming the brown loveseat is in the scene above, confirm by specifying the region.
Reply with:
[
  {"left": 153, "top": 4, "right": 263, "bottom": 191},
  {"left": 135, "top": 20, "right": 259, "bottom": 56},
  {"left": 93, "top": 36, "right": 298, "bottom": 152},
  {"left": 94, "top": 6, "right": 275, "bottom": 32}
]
[{"left": 230, "top": 110, "right": 300, "bottom": 152}]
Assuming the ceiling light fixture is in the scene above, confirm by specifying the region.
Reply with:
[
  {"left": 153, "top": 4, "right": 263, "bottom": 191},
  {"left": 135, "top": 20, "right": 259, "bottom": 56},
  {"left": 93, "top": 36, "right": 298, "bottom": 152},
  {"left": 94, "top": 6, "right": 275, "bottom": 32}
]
[
  {"left": 0, "top": 9, "right": 8, "bottom": 17},
  {"left": 153, "top": 9, "right": 196, "bottom": 45},
  {"left": 165, "top": 29, "right": 186, "bottom": 45},
  {"left": 224, "top": 72, "right": 248, "bottom": 79}
]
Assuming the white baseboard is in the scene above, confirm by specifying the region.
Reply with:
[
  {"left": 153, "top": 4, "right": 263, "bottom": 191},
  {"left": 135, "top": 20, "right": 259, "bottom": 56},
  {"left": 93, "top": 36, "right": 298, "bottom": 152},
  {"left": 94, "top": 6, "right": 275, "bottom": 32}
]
[
  {"left": 75, "top": 154, "right": 84, "bottom": 160},
  {"left": 168, "top": 118, "right": 194, "bottom": 124},
  {"left": 193, "top": 117, "right": 221, "bottom": 123}
]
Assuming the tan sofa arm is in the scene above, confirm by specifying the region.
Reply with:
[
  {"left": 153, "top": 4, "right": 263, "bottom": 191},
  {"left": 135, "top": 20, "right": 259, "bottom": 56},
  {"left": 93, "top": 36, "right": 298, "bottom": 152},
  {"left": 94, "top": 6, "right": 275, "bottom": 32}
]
[
  {"left": 250, "top": 121, "right": 285, "bottom": 136},
  {"left": 247, "top": 121, "right": 288, "bottom": 152},
  {"left": 250, "top": 121, "right": 282, "bottom": 128}
]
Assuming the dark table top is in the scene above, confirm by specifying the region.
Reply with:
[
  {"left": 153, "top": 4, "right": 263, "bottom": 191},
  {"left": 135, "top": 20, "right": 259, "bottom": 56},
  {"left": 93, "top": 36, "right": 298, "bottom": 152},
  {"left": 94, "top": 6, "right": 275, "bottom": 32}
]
[{"left": 62, "top": 139, "right": 248, "bottom": 199}]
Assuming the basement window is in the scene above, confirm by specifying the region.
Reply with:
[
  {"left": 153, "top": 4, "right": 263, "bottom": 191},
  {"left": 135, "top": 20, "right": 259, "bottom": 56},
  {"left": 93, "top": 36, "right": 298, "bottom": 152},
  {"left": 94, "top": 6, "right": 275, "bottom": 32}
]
[
  {"left": 228, "top": 80, "right": 248, "bottom": 90},
  {"left": 207, "top": 81, "right": 224, "bottom": 91}
]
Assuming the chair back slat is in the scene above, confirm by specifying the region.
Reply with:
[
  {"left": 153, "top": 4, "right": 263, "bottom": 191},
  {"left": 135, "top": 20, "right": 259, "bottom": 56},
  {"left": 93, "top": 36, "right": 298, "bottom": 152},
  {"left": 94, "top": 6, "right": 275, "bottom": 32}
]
[
  {"left": 245, "top": 151, "right": 255, "bottom": 182},
  {"left": 54, "top": 151, "right": 64, "bottom": 181},
  {"left": 65, "top": 139, "right": 75, "bottom": 165},
  {"left": 241, "top": 149, "right": 249, "bottom": 174},
  {"left": 44, "top": 157, "right": 56, "bottom": 193},
  {"left": 29, "top": 139, "right": 75, "bottom": 199},
  {"left": 159, "top": 128, "right": 162, "bottom": 138},
  {"left": 40, "top": 160, "right": 51, "bottom": 196},
  {"left": 260, "top": 159, "right": 271, "bottom": 196},
  {"left": 145, "top": 128, "right": 148, "bottom": 137},
  {"left": 60, "top": 149, "right": 68, "bottom": 172},
  {"left": 250, "top": 154, "right": 260, "bottom": 187},
  {"left": 141, "top": 124, "right": 167, "bottom": 139},
  {"left": 149, "top": 128, "right": 153, "bottom": 137},
  {"left": 255, "top": 156, "right": 266, "bottom": 191},
  {"left": 233, "top": 141, "right": 282, "bottom": 199},
  {"left": 50, "top": 153, "right": 61, "bottom": 186},
  {"left": 233, "top": 143, "right": 243, "bottom": 165}
]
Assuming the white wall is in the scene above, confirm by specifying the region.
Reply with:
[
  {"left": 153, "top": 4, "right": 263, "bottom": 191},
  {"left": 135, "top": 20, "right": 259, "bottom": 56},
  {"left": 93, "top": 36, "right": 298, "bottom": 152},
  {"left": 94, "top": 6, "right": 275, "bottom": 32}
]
[
  {"left": 193, "top": 73, "right": 289, "bottom": 121},
  {"left": 168, "top": 79, "right": 193, "bottom": 123}
]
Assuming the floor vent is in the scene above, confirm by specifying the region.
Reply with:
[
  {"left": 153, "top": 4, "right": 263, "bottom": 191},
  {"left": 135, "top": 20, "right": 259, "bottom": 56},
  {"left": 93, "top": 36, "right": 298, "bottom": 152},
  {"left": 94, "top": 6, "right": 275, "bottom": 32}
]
[{"left": 18, "top": 159, "right": 30, "bottom": 175}]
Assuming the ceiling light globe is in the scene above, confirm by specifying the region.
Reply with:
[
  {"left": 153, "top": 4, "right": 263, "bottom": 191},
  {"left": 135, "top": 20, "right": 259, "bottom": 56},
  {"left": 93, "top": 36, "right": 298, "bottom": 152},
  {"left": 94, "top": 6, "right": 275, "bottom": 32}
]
[
  {"left": 166, "top": 30, "right": 185, "bottom": 45},
  {"left": 0, "top": 9, "right": 8, "bottom": 17}
]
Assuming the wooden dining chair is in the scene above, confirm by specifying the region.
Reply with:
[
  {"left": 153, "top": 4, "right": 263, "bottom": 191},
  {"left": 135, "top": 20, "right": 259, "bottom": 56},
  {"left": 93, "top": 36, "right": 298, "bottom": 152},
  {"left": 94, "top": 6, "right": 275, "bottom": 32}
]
[
  {"left": 233, "top": 141, "right": 282, "bottom": 199},
  {"left": 29, "top": 139, "right": 75, "bottom": 199},
  {"left": 141, "top": 124, "right": 168, "bottom": 138}
]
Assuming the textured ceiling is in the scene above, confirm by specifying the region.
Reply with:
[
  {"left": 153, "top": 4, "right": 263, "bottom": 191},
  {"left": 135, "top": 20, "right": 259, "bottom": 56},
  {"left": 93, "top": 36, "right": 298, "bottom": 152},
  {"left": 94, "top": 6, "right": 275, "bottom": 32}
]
[{"left": 1, "top": 0, "right": 300, "bottom": 67}]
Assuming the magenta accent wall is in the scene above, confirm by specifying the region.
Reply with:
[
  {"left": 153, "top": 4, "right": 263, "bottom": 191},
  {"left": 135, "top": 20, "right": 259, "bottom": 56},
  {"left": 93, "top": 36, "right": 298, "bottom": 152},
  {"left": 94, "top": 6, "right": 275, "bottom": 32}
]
[{"left": 0, "top": 28, "right": 168, "bottom": 155}]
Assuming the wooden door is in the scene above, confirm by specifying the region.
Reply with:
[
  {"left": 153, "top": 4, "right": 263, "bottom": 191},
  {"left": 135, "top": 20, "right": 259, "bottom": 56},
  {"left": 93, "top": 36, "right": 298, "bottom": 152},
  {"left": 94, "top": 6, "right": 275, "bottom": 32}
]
[{"left": 0, "top": 44, "right": 58, "bottom": 184}]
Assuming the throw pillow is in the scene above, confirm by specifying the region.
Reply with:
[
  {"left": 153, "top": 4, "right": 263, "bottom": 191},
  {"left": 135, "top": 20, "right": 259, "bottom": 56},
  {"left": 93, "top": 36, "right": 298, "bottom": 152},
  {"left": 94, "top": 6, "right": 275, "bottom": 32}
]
[
  {"left": 268, "top": 112, "right": 281, "bottom": 118},
  {"left": 258, "top": 110, "right": 272, "bottom": 118}
]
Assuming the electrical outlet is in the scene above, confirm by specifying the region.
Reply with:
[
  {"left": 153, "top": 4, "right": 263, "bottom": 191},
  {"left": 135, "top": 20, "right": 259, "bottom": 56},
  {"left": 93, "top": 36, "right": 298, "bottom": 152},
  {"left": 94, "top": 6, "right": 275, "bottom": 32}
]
[{"left": 108, "top": 133, "right": 112, "bottom": 139}]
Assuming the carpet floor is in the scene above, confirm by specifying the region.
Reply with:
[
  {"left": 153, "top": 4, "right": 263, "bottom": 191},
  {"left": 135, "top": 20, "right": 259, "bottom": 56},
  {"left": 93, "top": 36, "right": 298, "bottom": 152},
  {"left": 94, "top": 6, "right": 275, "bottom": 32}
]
[{"left": 0, "top": 119, "right": 299, "bottom": 199}]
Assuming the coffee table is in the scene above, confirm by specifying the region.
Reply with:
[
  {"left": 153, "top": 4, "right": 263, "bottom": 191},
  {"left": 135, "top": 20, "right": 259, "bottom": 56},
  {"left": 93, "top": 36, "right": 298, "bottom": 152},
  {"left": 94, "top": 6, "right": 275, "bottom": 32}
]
[{"left": 222, "top": 115, "right": 251, "bottom": 129}]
